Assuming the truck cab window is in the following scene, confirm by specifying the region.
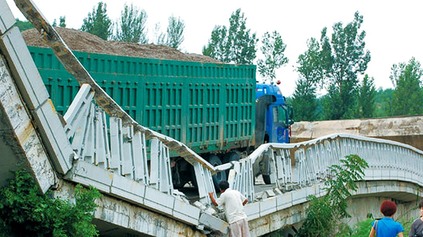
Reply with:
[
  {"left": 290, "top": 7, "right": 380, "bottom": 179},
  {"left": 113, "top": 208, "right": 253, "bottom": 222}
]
[{"left": 273, "top": 106, "right": 288, "bottom": 127}]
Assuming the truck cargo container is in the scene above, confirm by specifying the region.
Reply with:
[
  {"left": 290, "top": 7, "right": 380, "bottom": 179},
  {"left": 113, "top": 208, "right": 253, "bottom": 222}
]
[{"left": 27, "top": 46, "right": 293, "bottom": 188}]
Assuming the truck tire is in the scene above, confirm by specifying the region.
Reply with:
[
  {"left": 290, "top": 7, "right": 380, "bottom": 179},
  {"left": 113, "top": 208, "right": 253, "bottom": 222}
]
[
  {"left": 223, "top": 151, "right": 241, "bottom": 164},
  {"left": 223, "top": 151, "right": 241, "bottom": 177},
  {"left": 262, "top": 174, "right": 271, "bottom": 184},
  {"left": 208, "top": 155, "right": 227, "bottom": 191}
]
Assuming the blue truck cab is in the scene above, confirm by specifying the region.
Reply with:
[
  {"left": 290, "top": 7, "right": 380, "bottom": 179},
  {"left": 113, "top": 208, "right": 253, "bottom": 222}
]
[{"left": 255, "top": 82, "right": 294, "bottom": 145}]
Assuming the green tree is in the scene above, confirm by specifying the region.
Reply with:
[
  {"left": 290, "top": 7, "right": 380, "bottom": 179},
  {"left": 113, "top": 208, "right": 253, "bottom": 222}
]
[
  {"left": 203, "top": 8, "right": 257, "bottom": 64},
  {"left": 80, "top": 2, "right": 112, "bottom": 40},
  {"left": 59, "top": 16, "right": 66, "bottom": 27},
  {"left": 114, "top": 3, "right": 148, "bottom": 43},
  {"left": 257, "top": 31, "right": 288, "bottom": 83},
  {"left": 202, "top": 25, "right": 227, "bottom": 60},
  {"left": 390, "top": 57, "right": 423, "bottom": 116},
  {"left": 318, "top": 12, "right": 371, "bottom": 120},
  {"left": 358, "top": 74, "right": 376, "bottom": 118},
  {"left": 165, "top": 16, "right": 185, "bottom": 49},
  {"left": 374, "top": 88, "right": 394, "bottom": 117},
  {"left": 15, "top": 19, "right": 33, "bottom": 31},
  {"left": 52, "top": 16, "right": 66, "bottom": 27},
  {"left": 296, "top": 154, "right": 368, "bottom": 237},
  {"left": 0, "top": 169, "right": 100, "bottom": 236},
  {"left": 292, "top": 78, "right": 318, "bottom": 122},
  {"left": 293, "top": 38, "right": 324, "bottom": 121}
]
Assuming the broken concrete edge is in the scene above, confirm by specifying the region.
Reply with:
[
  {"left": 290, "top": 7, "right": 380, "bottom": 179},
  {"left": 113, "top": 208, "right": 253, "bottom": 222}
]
[
  {"left": 0, "top": 53, "right": 57, "bottom": 193},
  {"left": 53, "top": 180, "right": 208, "bottom": 237},
  {"left": 64, "top": 159, "right": 229, "bottom": 233}
]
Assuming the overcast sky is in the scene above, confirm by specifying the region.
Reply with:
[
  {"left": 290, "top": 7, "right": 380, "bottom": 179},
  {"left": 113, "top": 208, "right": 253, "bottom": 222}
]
[{"left": 6, "top": 0, "right": 423, "bottom": 96}]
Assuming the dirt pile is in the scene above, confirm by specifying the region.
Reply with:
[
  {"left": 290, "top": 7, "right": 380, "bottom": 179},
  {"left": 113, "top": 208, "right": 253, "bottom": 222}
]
[{"left": 22, "top": 27, "right": 221, "bottom": 63}]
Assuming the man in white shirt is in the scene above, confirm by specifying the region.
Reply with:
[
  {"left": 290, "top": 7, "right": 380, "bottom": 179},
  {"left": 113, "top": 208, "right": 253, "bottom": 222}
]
[{"left": 209, "top": 180, "right": 250, "bottom": 237}]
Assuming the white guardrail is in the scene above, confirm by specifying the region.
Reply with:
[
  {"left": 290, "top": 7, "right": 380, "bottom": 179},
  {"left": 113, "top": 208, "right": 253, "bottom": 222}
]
[
  {"left": 65, "top": 83, "right": 423, "bottom": 208},
  {"left": 219, "top": 133, "right": 423, "bottom": 202}
]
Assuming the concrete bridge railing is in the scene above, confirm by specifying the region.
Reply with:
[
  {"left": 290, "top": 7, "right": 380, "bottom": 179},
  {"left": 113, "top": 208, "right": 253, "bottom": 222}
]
[{"left": 220, "top": 133, "right": 423, "bottom": 202}]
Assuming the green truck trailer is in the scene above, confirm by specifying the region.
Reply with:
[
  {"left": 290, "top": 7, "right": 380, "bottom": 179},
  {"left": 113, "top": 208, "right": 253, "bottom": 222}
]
[{"left": 28, "top": 46, "right": 262, "bottom": 188}]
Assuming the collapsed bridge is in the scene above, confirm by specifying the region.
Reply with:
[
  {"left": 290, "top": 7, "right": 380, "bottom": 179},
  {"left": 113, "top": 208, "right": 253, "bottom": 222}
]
[{"left": 1, "top": 0, "right": 423, "bottom": 236}]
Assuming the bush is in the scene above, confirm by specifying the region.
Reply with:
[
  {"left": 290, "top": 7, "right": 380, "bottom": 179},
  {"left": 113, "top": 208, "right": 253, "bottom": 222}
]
[
  {"left": 296, "top": 154, "right": 368, "bottom": 237},
  {"left": 0, "top": 169, "right": 101, "bottom": 237}
]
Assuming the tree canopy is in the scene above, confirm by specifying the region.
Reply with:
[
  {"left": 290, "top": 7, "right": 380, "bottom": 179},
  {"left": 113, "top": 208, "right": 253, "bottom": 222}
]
[
  {"left": 52, "top": 16, "right": 66, "bottom": 28},
  {"left": 295, "top": 11, "right": 371, "bottom": 120},
  {"left": 257, "top": 31, "right": 288, "bottom": 82},
  {"left": 80, "top": 2, "right": 113, "bottom": 40},
  {"left": 293, "top": 38, "right": 322, "bottom": 121},
  {"left": 164, "top": 16, "right": 185, "bottom": 49},
  {"left": 391, "top": 57, "right": 423, "bottom": 116},
  {"left": 358, "top": 74, "right": 376, "bottom": 118},
  {"left": 202, "top": 8, "right": 258, "bottom": 64},
  {"left": 114, "top": 3, "right": 148, "bottom": 43}
]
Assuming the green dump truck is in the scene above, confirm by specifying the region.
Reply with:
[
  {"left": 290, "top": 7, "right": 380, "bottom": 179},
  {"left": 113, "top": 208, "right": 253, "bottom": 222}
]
[{"left": 28, "top": 46, "right": 293, "bottom": 188}]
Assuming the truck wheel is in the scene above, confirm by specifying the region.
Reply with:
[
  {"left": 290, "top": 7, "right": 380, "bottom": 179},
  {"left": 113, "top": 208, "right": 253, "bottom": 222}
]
[
  {"left": 262, "top": 174, "right": 271, "bottom": 184},
  {"left": 223, "top": 152, "right": 241, "bottom": 177},
  {"left": 208, "top": 155, "right": 227, "bottom": 191},
  {"left": 223, "top": 151, "right": 241, "bottom": 164}
]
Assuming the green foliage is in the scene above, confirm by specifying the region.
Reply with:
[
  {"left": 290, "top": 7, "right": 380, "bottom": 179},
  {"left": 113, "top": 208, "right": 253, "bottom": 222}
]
[
  {"left": 322, "top": 84, "right": 346, "bottom": 120},
  {"left": 293, "top": 11, "right": 421, "bottom": 121},
  {"left": 296, "top": 154, "right": 368, "bottom": 237},
  {"left": 114, "top": 3, "right": 148, "bottom": 44},
  {"left": 153, "top": 16, "right": 185, "bottom": 49},
  {"left": 296, "top": 37, "right": 325, "bottom": 85},
  {"left": 297, "top": 195, "right": 335, "bottom": 237},
  {"left": 293, "top": 38, "right": 322, "bottom": 121},
  {"left": 15, "top": 19, "right": 33, "bottom": 31},
  {"left": 311, "top": 87, "right": 393, "bottom": 121},
  {"left": 165, "top": 16, "right": 185, "bottom": 49},
  {"left": 52, "top": 16, "right": 66, "bottom": 28},
  {"left": 203, "top": 8, "right": 258, "bottom": 64},
  {"left": 336, "top": 218, "right": 373, "bottom": 236},
  {"left": 257, "top": 31, "right": 288, "bottom": 82},
  {"left": 324, "top": 154, "right": 368, "bottom": 218},
  {"left": 292, "top": 77, "right": 318, "bottom": 121},
  {"left": 297, "top": 11, "right": 371, "bottom": 120},
  {"left": 81, "top": 2, "right": 113, "bottom": 40},
  {"left": 202, "top": 25, "right": 227, "bottom": 60},
  {"left": 0, "top": 169, "right": 100, "bottom": 237},
  {"left": 391, "top": 57, "right": 423, "bottom": 116},
  {"left": 358, "top": 74, "right": 376, "bottom": 118},
  {"left": 373, "top": 88, "right": 394, "bottom": 117}
]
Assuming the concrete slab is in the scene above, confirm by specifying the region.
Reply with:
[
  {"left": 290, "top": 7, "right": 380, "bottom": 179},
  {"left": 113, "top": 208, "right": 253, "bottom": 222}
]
[
  {"left": 0, "top": 0, "right": 15, "bottom": 34},
  {"left": 65, "top": 160, "right": 112, "bottom": 193},
  {"left": 32, "top": 99, "right": 73, "bottom": 174},
  {"left": 0, "top": 55, "right": 56, "bottom": 193},
  {"left": 110, "top": 174, "right": 146, "bottom": 205}
]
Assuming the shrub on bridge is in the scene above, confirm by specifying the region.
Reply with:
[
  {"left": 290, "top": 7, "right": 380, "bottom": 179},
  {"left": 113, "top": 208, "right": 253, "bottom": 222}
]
[
  {"left": 0, "top": 169, "right": 101, "bottom": 236},
  {"left": 296, "top": 154, "right": 368, "bottom": 237}
]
